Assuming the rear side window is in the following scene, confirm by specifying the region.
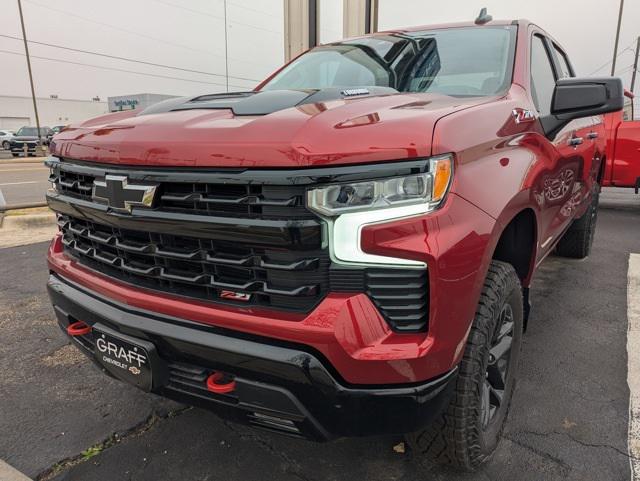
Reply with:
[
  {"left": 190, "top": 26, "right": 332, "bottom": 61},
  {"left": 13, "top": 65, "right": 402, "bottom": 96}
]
[{"left": 530, "top": 35, "right": 556, "bottom": 116}]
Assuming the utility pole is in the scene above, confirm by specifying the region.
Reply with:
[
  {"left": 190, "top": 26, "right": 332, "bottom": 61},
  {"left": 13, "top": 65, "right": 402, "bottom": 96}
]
[
  {"left": 611, "top": 0, "right": 625, "bottom": 76},
  {"left": 17, "top": 0, "right": 43, "bottom": 153},
  {"left": 631, "top": 36, "right": 640, "bottom": 94},
  {"left": 223, "top": 0, "right": 229, "bottom": 92}
]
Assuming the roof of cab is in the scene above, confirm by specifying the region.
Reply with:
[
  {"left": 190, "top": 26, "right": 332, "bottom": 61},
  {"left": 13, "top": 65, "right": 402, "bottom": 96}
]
[{"left": 374, "top": 19, "right": 529, "bottom": 35}]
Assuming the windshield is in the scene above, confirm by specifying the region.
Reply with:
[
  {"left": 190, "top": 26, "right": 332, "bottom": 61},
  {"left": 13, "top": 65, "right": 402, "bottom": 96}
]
[
  {"left": 16, "top": 127, "right": 48, "bottom": 136},
  {"left": 262, "top": 26, "right": 516, "bottom": 97}
]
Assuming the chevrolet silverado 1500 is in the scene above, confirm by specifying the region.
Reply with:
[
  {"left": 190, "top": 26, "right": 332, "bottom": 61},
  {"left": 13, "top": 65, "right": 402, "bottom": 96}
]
[{"left": 45, "top": 17, "right": 623, "bottom": 470}]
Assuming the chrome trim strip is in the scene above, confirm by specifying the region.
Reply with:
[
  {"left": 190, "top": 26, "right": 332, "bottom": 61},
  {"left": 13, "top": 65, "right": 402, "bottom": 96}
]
[{"left": 326, "top": 202, "right": 434, "bottom": 267}]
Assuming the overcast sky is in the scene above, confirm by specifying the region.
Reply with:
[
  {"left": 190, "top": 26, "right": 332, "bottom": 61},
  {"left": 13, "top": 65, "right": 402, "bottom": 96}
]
[{"left": 0, "top": 0, "right": 638, "bottom": 101}]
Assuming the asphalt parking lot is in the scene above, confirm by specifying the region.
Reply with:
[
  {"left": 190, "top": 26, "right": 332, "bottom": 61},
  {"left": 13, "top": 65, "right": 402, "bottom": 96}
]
[
  {"left": 0, "top": 188, "right": 638, "bottom": 481},
  {"left": 0, "top": 159, "right": 49, "bottom": 206}
]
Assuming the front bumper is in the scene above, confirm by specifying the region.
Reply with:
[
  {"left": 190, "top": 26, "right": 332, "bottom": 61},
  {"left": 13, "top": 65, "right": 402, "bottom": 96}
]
[
  {"left": 10, "top": 146, "right": 37, "bottom": 153},
  {"left": 48, "top": 272, "right": 456, "bottom": 440}
]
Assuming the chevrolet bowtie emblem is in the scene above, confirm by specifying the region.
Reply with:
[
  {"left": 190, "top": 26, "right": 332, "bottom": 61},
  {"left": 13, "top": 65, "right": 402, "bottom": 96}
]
[{"left": 92, "top": 175, "right": 158, "bottom": 213}]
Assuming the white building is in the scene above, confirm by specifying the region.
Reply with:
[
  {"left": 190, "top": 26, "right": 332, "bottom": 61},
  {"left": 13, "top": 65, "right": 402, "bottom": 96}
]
[{"left": 0, "top": 95, "right": 108, "bottom": 130}]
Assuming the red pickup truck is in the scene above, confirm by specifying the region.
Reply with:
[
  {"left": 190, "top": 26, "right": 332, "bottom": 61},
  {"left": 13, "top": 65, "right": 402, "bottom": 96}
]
[
  {"left": 603, "top": 90, "right": 640, "bottom": 192},
  {"left": 45, "top": 18, "right": 623, "bottom": 470}
]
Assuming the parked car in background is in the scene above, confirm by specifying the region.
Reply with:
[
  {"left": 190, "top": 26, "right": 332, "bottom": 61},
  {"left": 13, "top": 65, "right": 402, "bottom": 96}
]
[
  {"left": 602, "top": 90, "right": 640, "bottom": 192},
  {"left": 9, "top": 126, "right": 52, "bottom": 157},
  {"left": 0, "top": 129, "right": 15, "bottom": 150},
  {"left": 45, "top": 16, "right": 623, "bottom": 471}
]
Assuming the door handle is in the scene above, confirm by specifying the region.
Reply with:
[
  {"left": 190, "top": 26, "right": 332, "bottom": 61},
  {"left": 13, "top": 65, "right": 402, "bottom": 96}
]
[
  {"left": 587, "top": 132, "right": 599, "bottom": 139},
  {"left": 568, "top": 137, "right": 584, "bottom": 146}
]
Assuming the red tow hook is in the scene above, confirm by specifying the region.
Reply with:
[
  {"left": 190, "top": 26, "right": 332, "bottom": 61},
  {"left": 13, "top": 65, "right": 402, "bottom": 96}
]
[
  {"left": 66, "top": 321, "right": 92, "bottom": 337},
  {"left": 206, "top": 371, "right": 236, "bottom": 394}
]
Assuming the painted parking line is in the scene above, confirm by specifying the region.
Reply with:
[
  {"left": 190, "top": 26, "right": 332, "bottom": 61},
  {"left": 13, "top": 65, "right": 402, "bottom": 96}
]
[
  {"left": 0, "top": 167, "right": 48, "bottom": 172},
  {"left": 0, "top": 459, "right": 32, "bottom": 481},
  {"left": 0, "top": 181, "right": 41, "bottom": 186},
  {"left": 627, "top": 253, "right": 640, "bottom": 480}
]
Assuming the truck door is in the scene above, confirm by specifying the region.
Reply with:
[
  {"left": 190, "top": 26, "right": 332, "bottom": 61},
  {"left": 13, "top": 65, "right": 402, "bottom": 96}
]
[
  {"left": 611, "top": 98, "right": 640, "bottom": 189},
  {"left": 529, "top": 34, "right": 593, "bottom": 256},
  {"left": 549, "top": 42, "right": 605, "bottom": 197}
]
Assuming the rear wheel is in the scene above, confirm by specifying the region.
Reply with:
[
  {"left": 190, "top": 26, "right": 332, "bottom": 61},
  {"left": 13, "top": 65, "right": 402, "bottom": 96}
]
[
  {"left": 406, "top": 260, "right": 523, "bottom": 471},
  {"left": 1, "top": 141, "right": 9, "bottom": 150},
  {"left": 556, "top": 187, "right": 599, "bottom": 259},
  {"left": 11, "top": 153, "right": 19, "bottom": 158}
]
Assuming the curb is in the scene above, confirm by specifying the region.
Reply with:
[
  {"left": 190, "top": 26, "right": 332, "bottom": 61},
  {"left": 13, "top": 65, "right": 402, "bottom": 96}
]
[
  {"left": 0, "top": 460, "right": 33, "bottom": 481},
  {"left": 0, "top": 156, "right": 48, "bottom": 164},
  {"left": 1, "top": 213, "right": 56, "bottom": 229}
]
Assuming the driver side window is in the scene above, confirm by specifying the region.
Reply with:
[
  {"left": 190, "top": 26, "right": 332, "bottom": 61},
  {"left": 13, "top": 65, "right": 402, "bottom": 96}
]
[{"left": 530, "top": 35, "right": 557, "bottom": 116}]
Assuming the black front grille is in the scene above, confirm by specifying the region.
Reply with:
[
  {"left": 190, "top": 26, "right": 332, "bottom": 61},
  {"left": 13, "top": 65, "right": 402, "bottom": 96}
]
[
  {"left": 11, "top": 141, "right": 37, "bottom": 150},
  {"left": 49, "top": 170, "right": 94, "bottom": 198},
  {"left": 59, "top": 215, "right": 329, "bottom": 312},
  {"left": 160, "top": 182, "right": 311, "bottom": 218},
  {"left": 50, "top": 169, "right": 311, "bottom": 219}
]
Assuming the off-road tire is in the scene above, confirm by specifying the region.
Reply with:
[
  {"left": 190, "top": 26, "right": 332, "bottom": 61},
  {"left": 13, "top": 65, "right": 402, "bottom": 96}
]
[
  {"left": 406, "top": 260, "right": 523, "bottom": 471},
  {"left": 555, "top": 187, "right": 599, "bottom": 259}
]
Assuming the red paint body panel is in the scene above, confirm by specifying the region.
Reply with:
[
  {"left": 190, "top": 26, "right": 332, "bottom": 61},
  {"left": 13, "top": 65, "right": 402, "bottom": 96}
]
[
  {"left": 50, "top": 95, "right": 489, "bottom": 168},
  {"left": 603, "top": 103, "right": 640, "bottom": 188}
]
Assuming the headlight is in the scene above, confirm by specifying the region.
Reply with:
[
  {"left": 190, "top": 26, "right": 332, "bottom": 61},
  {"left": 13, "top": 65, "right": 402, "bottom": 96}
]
[
  {"left": 307, "top": 154, "right": 452, "bottom": 216},
  {"left": 306, "top": 154, "right": 453, "bottom": 267}
]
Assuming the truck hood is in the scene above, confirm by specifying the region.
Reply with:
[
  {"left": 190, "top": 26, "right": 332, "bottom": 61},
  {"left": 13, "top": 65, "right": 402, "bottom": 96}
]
[{"left": 52, "top": 90, "right": 490, "bottom": 167}]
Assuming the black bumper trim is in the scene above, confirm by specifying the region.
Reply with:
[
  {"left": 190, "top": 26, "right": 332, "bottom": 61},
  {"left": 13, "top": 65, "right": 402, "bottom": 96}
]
[{"left": 47, "top": 272, "right": 456, "bottom": 440}]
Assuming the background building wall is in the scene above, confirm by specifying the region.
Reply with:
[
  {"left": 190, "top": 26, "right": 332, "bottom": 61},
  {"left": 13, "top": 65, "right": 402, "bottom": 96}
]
[
  {"left": 0, "top": 95, "right": 107, "bottom": 129},
  {"left": 107, "top": 93, "right": 177, "bottom": 112}
]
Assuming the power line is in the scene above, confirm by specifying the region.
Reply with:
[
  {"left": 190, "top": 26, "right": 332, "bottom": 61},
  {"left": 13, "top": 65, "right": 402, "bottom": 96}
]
[
  {"left": 587, "top": 44, "right": 635, "bottom": 76},
  {"left": 145, "top": 0, "right": 283, "bottom": 35},
  {"left": 23, "top": 0, "right": 223, "bottom": 57},
  {"left": 0, "top": 34, "right": 260, "bottom": 83},
  {"left": 0, "top": 49, "right": 251, "bottom": 89},
  {"left": 616, "top": 65, "right": 633, "bottom": 75}
]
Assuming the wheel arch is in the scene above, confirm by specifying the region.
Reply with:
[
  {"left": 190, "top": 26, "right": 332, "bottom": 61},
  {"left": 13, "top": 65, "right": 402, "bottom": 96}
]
[
  {"left": 596, "top": 154, "right": 607, "bottom": 185},
  {"left": 491, "top": 208, "right": 538, "bottom": 286}
]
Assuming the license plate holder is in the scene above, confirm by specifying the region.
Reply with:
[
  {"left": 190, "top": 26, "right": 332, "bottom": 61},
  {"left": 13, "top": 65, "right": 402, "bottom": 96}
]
[{"left": 93, "top": 324, "right": 158, "bottom": 391}]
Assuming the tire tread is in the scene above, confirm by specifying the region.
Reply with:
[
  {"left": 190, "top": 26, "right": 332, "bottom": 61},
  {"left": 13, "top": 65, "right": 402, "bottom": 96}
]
[{"left": 407, "top": 260, "right": 522, "bottom": 471}]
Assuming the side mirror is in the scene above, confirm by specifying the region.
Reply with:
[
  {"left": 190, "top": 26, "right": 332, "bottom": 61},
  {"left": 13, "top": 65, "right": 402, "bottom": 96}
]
[{"left": 542, "top": 77, "right": 624, "bottom": 138}]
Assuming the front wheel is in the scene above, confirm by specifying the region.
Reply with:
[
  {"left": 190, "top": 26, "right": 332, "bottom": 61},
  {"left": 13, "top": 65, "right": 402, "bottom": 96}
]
[
  {"left": 406, "top": 260, "right": 523, "bottom": 471},
  {"left": 1, "top": 141, "right": 9, "bottom": 150}
]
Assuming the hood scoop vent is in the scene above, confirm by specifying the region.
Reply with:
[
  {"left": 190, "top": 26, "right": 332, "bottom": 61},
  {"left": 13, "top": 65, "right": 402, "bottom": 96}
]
[{"left": 138, "top": 87, "right": 398, "bottom": 117}]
